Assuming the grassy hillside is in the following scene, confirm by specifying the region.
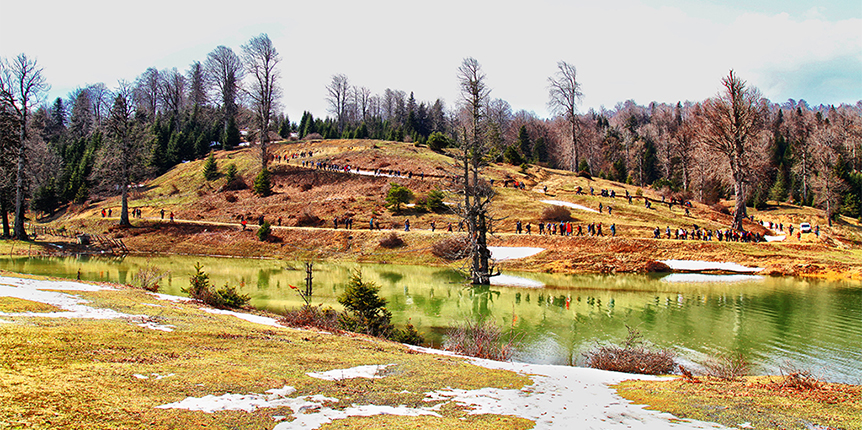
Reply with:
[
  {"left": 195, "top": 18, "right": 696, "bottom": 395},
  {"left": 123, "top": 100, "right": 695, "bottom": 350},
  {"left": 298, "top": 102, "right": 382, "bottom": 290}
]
[{"left": 32, "top": 138, "right": 862, "bottom": 280}]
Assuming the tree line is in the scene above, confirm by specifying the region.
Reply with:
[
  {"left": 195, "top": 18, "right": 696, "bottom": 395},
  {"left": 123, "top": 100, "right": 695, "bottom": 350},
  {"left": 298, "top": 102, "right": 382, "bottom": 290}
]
[{"left": 1, "top": 40, "right": 860, "bottom": 241}]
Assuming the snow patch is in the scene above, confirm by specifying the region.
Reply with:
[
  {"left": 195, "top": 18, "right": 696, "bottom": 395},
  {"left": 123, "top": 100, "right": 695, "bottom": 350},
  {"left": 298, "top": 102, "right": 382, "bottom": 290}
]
[
  {"left": 490, "top": 274, "right": 545, "bottom": 288},
  {"left": 202, "top": 308, "right": 283, "bottom": 328},
  {"left": 0, "top": 281, "right": 142, "bottom": 321},
  {"left": 0, "top": 275, "right": 111, "bottom": 292},
  {"left": 307, "top": 364, "right": 394, "bottom": 381},
  {"left": 156, "top": 386, "right": 338, "bottom": 414},
  {"left": 661, "top": 273, "right": 765, "bottom": 283},
  {"left": 150, "top": 293, "right": 193, "bottom": 302},
  {"left": 137, "top": 322, "right": 175, "bottom": 332},
  {"left": 764, "top": 235, "right": 786, "bottom": 242},
  {"left": 659, "top": 259, "right": 764, "bottom": 273},
  {"left": 488, "top": 246, "right": 544, "bottom": 261},
  {"left": 541, "top": 200, "right": 599, "bottom": 213}
]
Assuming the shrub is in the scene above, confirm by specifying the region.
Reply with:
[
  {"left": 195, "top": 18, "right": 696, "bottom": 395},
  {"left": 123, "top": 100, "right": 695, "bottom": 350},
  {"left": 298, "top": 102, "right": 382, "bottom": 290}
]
[
  {"left": 280, "top": 305, "right": 340, "bottom": 332},
  {"left": 253, "top": 168, "right": 272, "bottom": 197},
  {"left": 444, "top": 320, "right": 513, "bottom": 361},
  {"left": 202, "top": 152, "right": 219, "bottom": 181},
  {"left": 295, "top": 211, "right": 323, "bottom": 227},
  {"left": 222, "top": 164, "right": 247, "bottom": 191},
  {"left": 541, "top": 205, "right": 572, "bottom": 222},
  {"left": 183, "top": 263, "right": 250, "bottom": 309},
  {"left": 423, "top": 189, "right": 446, "bottom": 213},
  {"left": 703, "top": 352, "right": 750, "bottom": 380},
  {"left": 712, "top": 202, "right": 730, "bottom": 215},
  {"left": 385, "top": 183, "right": 413, "bottom": 213},
  {"left": 132, "top": 264, "right": 169, "bottom": 292},
  {"left": 224, "top": 193, "right": 238, "bottom": 203},
  {"left": 257, "top": 221, "right": 271, "bottom": 241},
  {"left": 431, "top": 236, "right": 470, "bottom": 260},
  {"left": 427, "top": 131, "right": 450, "bottom": 152},
  {"left": 583, "top": 325, "right": 675, "bottom": 375},
  {"left": 379, "top": 232, "right": 404, "bottom": 249},
  {"left": 304, "top": 132, "right": 324, "bottom": 140},
  {"left": 391, "top": 323, "right": 424, "bottom": 346},
  {"left": 337, "top": 269, "right": 393, "bottom": 337}
]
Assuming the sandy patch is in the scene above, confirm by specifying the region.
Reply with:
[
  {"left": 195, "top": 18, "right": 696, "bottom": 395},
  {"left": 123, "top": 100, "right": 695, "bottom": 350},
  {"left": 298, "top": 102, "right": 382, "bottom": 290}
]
[
  {"left": 488, "top": 246, "right": 545, "bottom": 261},
  {"left": 659, "top": 260, "right": 764, "bottom": 273},
  {"left": 541, "top": 200, "right": 599, "bottom": 213}
]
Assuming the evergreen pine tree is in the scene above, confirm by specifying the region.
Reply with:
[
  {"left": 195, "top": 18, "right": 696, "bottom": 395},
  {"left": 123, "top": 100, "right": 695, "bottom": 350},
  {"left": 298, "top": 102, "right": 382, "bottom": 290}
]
[
  {"left": 253, "top": 168, "right": 272, "bottom": 196},
  {"left": 517, "top": 125, "right": 531, "bottom": 159},
  {"left": 202, "top": 152, "right": 218, "bottom": 181}
]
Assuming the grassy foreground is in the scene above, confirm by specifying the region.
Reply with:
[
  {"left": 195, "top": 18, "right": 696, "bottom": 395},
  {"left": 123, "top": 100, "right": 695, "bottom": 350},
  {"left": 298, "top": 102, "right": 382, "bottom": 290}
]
[{"left": 0, "top": 272, "right": 529, "bottom": 429}]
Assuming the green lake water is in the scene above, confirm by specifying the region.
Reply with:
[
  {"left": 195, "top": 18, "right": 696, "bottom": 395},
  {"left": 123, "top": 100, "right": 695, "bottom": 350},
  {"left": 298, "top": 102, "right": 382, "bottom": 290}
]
[{"left": 2, "top": 254, "right": 860, "bottom": 384}]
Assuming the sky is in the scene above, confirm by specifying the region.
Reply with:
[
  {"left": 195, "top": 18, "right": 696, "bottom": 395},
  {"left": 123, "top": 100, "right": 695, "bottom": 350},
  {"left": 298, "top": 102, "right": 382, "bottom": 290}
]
[{"left": 1, "top": 0, "right": 860, "bottom": 122}]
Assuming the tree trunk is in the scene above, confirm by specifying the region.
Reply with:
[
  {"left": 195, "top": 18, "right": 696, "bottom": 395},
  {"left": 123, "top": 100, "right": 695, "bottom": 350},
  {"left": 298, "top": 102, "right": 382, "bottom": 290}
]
[
  {"left": 12, "top": 129, "right": 27, "bottom": 241},
  {"left": 1, "top": 198, "right": 10, "bottom": 238},
  {"left": 119, "top": 137, "right": 131, "bottom": 227},
  {"left": 733, "top": 175, "right": 747, "bottom": 231}
]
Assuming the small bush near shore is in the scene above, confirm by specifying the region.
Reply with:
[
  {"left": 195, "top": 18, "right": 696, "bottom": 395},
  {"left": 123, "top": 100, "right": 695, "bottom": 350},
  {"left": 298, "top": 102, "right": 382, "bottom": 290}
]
[
  {"left": 444, "top": 320, "right": 513, "bottom": 361},
  {"left": 542, "top": 205, "right": 573, "bottom": 222},
  {"left": 584, "top": 325, "right": 674, "bottom": 375},
  {"left": 257, "top": 221, "right": 271, "bottom": 241},
  {"left": 703, "top": 352, "right": 750, "bottom": 380},
  {"left": 391, "top": 323, "right": 424, "bottom": 346},
  {"left": 183, "top": 263, "right": 250, "bottom": 309},
  {"left": 132, "top": 264, "right": 169, "bottom": 292},
  {"left": 280, "top": 304, "right": 340, "bottom": 332},
  {"left": 431, "top": 236, "right": 470, "bottom": 260},
  {"left": 379, "top": 232, "right": 404, "bottom": 248}
]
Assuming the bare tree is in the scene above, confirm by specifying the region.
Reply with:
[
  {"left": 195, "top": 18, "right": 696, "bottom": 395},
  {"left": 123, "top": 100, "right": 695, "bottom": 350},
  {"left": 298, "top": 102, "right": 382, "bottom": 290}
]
[
  {"left": 242, "top": 33, "right": 281, "bottom": 169},
  {"left": 134, "top": 67, "right": 160, "bottom": 120},
  {"left": 0, "top": 54, "right": 50, "bottom": 240},
  {"left": 699, "top": 70, "right": 770, "bottom": 230},
  {"left": 455, "top": 57, "right": 496, "bottom": 285},
  {"left": 205, "top": 46, "right": 244, "bottom": 142},
  {"left": 811, "top": 120, "right": 846, "bottom": 226},
  {"left": 548, "top": 61, "right": 584, "bottom": 171},
  {"left": 326, "top": 74, "right": 350, "bottom": 134},
  {"left": 68, "top": 87, "right": 94, "bottom": 139},
  {"left": 98, "top": 83, "right": 148, "bottom": 227},
  {"left": 354, "top": 86, "right": 372, "bottom": 122},
  {"left": 159, "top": 67, "right": 185, "bottom": 129},
  {"left": 0, "top": 105, "right": 20, "bottom": 237},
  {"left": 87, "top": 83, "right": 111, "bottom": 127}
]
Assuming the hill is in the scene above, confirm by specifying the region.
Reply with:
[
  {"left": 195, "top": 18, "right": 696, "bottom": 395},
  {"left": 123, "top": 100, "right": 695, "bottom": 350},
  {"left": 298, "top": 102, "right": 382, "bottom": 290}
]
[{"left": 32, "top": 138, "right": 862, "bottom": 280}]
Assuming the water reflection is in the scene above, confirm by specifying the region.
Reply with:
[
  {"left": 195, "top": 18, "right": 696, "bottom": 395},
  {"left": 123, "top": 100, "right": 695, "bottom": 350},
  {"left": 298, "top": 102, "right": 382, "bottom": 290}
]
[{"left": 1, "top": 254, "right": 860, "bottom": 384}]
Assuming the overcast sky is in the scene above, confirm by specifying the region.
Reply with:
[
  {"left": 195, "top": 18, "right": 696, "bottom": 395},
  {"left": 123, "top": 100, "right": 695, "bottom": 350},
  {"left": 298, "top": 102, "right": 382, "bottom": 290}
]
[{"left": 1, "top": 0, "right": 860, "bottom": 122}]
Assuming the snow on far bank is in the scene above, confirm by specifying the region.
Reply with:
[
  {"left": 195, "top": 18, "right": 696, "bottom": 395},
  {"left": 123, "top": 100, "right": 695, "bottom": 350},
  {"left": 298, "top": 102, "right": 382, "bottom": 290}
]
[
  {"left": 490, "top": 274, "right": 545, "bottom": 288},
  {"left": 660, "top": 260, "right": 764, "bottom": 273},
  {"left": 541, "top": 200, "right": 599, "bottom": 213},
  {"left": 488, "top": 246, "right": 544, "bottom": 261},
  {"left": 661, "top": 273, "right": 765, "bottom": 283},
  {"left": 202, "top": 308, "right": 283, "bottom": 328},
  {"left": 764, "top": 235, "right": 786, "bottom": 242},
  {"left": 307, "top": 364, "right": 394, "bottom": 381}
]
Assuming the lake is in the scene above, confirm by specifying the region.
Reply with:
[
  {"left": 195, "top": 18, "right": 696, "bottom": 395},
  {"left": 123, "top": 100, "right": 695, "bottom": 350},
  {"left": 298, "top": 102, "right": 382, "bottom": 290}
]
[{"left": 2, "top": 254, "right": 860, "bottom": 384}]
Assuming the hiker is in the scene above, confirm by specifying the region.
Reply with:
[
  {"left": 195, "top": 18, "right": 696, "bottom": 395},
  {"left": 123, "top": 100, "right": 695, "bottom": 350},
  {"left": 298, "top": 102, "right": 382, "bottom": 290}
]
[
  {"left": 101, "top": 209, "right": 106, "bottom": 218},
  {"left": 404, "top": 219, "right": 410, "bottom": 231},
  {"left": 538, "top": 222, "right": 545, "bottom": 234},
  {"left": 370, "top": 217, "right": 375, "bottom": 230},
  {"left": 430, "top": 221, "right": 436, "bottom": 232},
  {"left": 258, "top": 214, "right": 264, "bottom": 226},
  {"left": 599, "top": 203, "right": 603, "bottom": 213},
  {"left": 610, "top": 223, "right": 616, "bottom": 237},
  {"left": 169, "top": 212, "right": 174, "bottom": 222},
  {"left": 241, "top": 219, "right": 247, "bottom": 230},
  {"left": 516, "top": 220, "right": 522, "bottom": 234},
  {"left": 108, "top": 208, "right": 112, "bottom": 217},
  {"left": 277, "top": 217, "right": 282, "bottom": 226},
  {"left": 607, "top": 206, "right": 612, "bottom": 215},
  {"left": 447, "top": 222, "right": 452, "bottom": 232},
  {"left": 653, "top": 227, "right": 660, "bottom": 239},
  {"left": 596, "top": 223, "right": 603, "bottom": 236},
  {"left": 333, "top": 217, "right": 339, "bottom": 229},
  {"left": 526, "top": 223, "right": 531, "bottom": 235},
  {"left": 666, "top": 226, "right": 671, "bottom": 239}
]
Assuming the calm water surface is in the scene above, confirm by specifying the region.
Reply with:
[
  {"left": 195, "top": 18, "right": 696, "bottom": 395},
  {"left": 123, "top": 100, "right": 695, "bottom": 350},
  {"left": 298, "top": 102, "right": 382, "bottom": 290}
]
[{"left": 2, "top": 254, "right": 859, "bottom": 384}]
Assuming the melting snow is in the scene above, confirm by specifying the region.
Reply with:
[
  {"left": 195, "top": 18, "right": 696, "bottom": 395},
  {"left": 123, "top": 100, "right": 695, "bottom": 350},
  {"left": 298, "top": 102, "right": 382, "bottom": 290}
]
[
  {"left": 307, "top": 364, "right": 394, "bottom": 381},
  {"left": 490, "top": 274, "right": 545, "bottom": 288},
  {"left": 202, "top": 308, "right": 282, "bottom": 328},
  {"left": 488, "top": 246, "right": 544, "bottom": 261},
  {"left": 541, "top": 200, "right": 599, "bottom": 213},
  {"left": 661, "top": 273, "right": 765, "bottom": 283},
  {"left": 659, "top": 260, "right": 764, "bottom": 273}
]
